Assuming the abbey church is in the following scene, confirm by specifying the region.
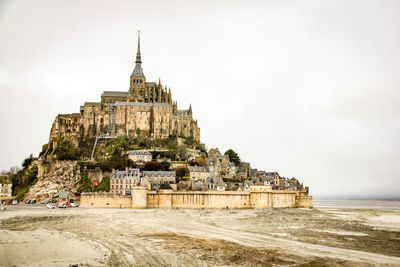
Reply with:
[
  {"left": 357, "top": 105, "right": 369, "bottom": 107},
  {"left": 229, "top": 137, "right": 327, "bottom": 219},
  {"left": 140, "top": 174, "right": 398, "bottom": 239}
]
[{"left": 49, "top": 34, "right": 200, "bottom": 144}]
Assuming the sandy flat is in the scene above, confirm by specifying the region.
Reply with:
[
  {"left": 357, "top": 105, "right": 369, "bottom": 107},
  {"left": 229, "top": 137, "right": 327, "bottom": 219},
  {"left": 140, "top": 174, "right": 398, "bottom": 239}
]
[
  {"left": 0, "top": 205, "right": 400, "bottom": 266},
  {"left": 0, "top": 228, "right": 108, "bottom": 266}
]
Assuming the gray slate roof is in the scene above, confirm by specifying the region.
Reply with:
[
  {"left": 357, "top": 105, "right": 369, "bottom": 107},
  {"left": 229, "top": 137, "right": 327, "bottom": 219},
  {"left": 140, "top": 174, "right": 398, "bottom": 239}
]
[
  {"left": 205, "top": 177, "right": 226, "bottom": 187},
  {"left": 143, "top": 171, "right": 176, "bottom": 178},
  {"left": 131, "top": 63, "right": 145, "bottom": 77},
  {"left": 101, "top": 91, "right": 128, "bottom": 97},
  {"left": 115, "top": 102, "right": 170, "bottom": 107},
  {"left": 145, "top": 82, "right": 157, "bottom": 87},
  {"left": 112, "top": 168, "right": 140, "bottom": 179},
  {"left": 59, "top": 191, "right": 69, "bottom": 199},
  {"left": 188, "top": 166, "right": 208, "bottom": 172},
  {"left": 128, "top": 150, "right": 151, "bottom": 155}
]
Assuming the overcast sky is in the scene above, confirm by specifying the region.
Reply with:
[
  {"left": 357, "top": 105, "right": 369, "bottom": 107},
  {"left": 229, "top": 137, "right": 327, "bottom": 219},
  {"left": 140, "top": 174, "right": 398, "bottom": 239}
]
[{"left": 0, "top": 0, "right": 399, "bottom": 199}]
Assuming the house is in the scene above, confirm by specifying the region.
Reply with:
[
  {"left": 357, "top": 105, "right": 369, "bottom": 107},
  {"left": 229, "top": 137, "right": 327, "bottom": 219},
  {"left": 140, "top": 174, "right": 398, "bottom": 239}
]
[
  {"left": 110, "top": 168, "right": 140, "bottom": 195},
  {"left": 208, "top": 148, "right": 221, "bottom": 157},
  {"left": 260, "top": 177, "right": 273, "bottom": 186},
  {"left": 188, "top": 166, "right": 210, "bottom": 181},
  {"left": 239, "top": 162, "right": 251, "bottom": 178},
  {"left": 205, "top": 177, "right": 226, "bottom": 191},
  {"left": 192, "top": 179, "right": 205, "bottom": 191},
  {"left": 213, "top": 177, "right": 226, "bottom": 191},
  {"left": 57, "top": 191, "right": 77, "bottom": 204},
  {"left": 236, "top": 171, "right": 247, "bottom": 180},
  {"left": 250, "top": 168, "right": 258, "bottom": 178},
  {"left": 286, "top": 177, "right": 302, "bottom": 190},
  {"left": 169, "top": 162, "right": 188, "bottom": 170},
  {"left": 142, "top": 171, "right": 176, "bottom": 184},
  {"left": 127, "top": 150, "right": 152, "bottom": 165},
  {"left": 186, "top": 148, "right": 202, "bottom": 161},
  {"left": 243, "top": 180, "right": 254, "bottom": 191},
  {"left": 0, "top": 182, "right": 12, "bottom": 197}
]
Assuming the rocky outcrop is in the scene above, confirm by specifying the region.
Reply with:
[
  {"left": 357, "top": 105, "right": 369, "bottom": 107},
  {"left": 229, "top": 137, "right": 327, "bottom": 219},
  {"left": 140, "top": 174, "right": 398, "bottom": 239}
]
[{"left": 23, "top": 160, "right": 80, "bottom": 202}]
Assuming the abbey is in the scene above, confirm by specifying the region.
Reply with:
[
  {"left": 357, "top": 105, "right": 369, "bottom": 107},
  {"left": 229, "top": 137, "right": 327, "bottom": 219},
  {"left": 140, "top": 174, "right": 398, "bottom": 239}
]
[{"left": 49, "top": 34, "right": 200, "bottom": 144}]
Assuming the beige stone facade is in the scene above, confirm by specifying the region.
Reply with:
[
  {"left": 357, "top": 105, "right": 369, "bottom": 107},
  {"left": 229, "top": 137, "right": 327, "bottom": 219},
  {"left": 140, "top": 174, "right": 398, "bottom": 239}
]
[
  {"left": 142, "top": 171, "right": 175, "bottom": 184},
  {"left": 110, "top": 168, "right": 140, "bottom": 196},
  {"left": 0, "top": 183, "right": 12, "bottom": 197},
  {"left": 80, "top": 187, "right": 313, "bottom": 209},
  {"left": 127, "top": 150, "right": 152, "bottom": 165},
  {"left": 49, "top": 34, "right": 200, "bottom": 146},
  {"left": 189, "top": 166, "right": 210, "bottom": 181}
]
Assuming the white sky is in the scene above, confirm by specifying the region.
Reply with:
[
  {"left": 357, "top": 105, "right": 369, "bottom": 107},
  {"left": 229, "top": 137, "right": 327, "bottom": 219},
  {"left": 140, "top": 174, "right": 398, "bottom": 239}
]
[{"left": 0, "top": 0, "right": 399, "bottom": 199}]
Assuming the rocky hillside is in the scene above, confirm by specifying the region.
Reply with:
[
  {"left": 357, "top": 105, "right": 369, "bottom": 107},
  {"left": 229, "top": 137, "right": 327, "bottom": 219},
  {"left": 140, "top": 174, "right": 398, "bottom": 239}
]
[{"left": 23, "top": 160, "right": 80, "bottom": 202}]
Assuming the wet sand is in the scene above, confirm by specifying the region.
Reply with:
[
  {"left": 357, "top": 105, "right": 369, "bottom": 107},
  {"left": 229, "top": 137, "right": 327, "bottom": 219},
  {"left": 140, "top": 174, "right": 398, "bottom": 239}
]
[{"left": 1, "top": 201, "right": 400, "bottom": 266}]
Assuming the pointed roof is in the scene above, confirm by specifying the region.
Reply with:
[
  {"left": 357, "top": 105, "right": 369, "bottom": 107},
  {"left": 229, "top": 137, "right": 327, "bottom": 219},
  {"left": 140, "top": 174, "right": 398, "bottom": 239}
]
[{"left": 131, "top": 31, "right": 145, "bottom": 78}]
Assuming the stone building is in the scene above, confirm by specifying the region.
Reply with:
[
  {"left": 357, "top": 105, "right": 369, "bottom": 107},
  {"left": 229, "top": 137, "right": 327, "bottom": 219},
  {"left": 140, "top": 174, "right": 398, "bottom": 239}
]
[
  {"left": 142, "top": 171, "right": 175, "bottom": 184},
  {"left": 0, "top": 182, "right": 12, "bottom": 197},
  {"left": 188, "top": 166, "right": 210, "bottom": 181},
  {"left": 49, "top": 32, "right": 200, "bottom": 147},
  {"left": 127, "top": 150, "right": 152, "bottom": 165},
  {"left": 110, "top": 168, "right": 140, "bottom": 196}
]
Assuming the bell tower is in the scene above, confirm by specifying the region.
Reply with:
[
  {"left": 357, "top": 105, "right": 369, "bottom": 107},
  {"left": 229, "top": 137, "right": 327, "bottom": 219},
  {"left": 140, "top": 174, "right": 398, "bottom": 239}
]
[{"left": 129, "top": 31, "right": 146, "bottom": 102}]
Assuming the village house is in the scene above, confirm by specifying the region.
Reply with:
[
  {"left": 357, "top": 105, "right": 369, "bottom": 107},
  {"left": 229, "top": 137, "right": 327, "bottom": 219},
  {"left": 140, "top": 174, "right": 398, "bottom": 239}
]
[
  {"left": 192, "top": 179, "right": 205, "bottom": 191},
  {"left": 287, "top": 177, "right": 303, "bottom": 190},
  {"left": 208, "top": 148, "right": 221, "bottom": 157},
  {"left": 243, "top": 180, "right": 254, "bottom": 191},
  {"left": 205, "top": 177, "right": 226, "bottom": 191},
  {"left": 169, "top": 161, "right": 188, "bottom": 170},
  {"left": 239, "top": 162, "right": 251, "bottom": 178},
  {"left": 188, "top": 166, "right": 210, "bottom": 181},
  {"left": 250, "top": 168, "right": 258, "bottom": 178},
  {"left": 127, "top": 150, "right": 152, "bottom": 165},
  {"left": 236, "top": 170, "right": 247, "bottom": 180},
  {"left": 142, "top": 171, "right": 176, "bottom": 185},
  {"left": 57, "top": 191, "right": 77, "bottom": 205},
  {"left": 0, "top": 182, "right": 12, "bottom": 197},
  {"left": 110, "top": 168, "right": 140, "bottom": 195}
]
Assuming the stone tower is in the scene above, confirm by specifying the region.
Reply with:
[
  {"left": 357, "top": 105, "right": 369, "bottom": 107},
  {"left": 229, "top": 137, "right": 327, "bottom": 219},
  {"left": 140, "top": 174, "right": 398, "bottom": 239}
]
[{"left": 129, "top": 31, "right": 146, "bottom": 102}]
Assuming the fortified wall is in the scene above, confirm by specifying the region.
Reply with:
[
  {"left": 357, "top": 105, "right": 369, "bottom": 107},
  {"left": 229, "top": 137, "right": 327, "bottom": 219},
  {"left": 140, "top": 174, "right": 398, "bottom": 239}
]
[{"left": 80, "top": 186, "right": 313, "bottom": 209}]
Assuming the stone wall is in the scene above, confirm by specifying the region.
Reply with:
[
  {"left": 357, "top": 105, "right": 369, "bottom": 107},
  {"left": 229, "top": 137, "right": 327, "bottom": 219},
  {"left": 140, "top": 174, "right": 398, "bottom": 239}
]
[
  {"left": 147, "top": 190, "right": 250, "bottom": 209},
  {"left": 80, "top": 192, "right": 131, "bottom": 208},
  {"left": 80, "top": 187, "right": 313, "bottom": 209},
  {"left": 271, "top": 191, "right": 297, "bottom": 208},
  {"left": 295, "top": 196, "right": 313, "bottom": 208}
]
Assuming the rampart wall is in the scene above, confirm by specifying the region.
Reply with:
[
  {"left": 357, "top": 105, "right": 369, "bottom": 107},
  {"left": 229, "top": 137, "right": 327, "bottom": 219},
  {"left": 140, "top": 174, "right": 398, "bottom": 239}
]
[
  {"left": 80, "top": 187, "right": 313, "bottom": 209},
  {"left": 80, "top": 192, "right": 131, "bottom": 208}
]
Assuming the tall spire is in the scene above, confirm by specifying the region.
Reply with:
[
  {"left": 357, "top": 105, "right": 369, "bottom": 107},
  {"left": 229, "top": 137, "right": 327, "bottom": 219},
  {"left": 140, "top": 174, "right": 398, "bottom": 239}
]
[
  {"left": 131, "top": 30, "right": 144, "bottom": 77},
  {"left": 135, "top": 30, "right": 142, "bottom": 64}
]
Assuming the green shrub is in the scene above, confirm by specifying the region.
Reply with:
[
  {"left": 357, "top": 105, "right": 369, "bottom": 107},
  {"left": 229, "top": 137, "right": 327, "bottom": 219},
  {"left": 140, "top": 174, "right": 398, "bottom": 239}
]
[
  {"left": 22, "top": 154, "right": 35, "bottom": 168},
  {"left": 77, "top": 173, "right": 91, "bottom": 193},
  {"left": 159, "top": 161, "right": 171, "bottom": 171},
  {"left": 26, "top": 167, "right": 38, "bottom": 186},
  {"left": 96, "top": 176, "right": 110, "bottom": 192},
  {"left": 56, "top": 140, "right": 82, "bottom": 160},
  {"left": 15, "top": 187, "right": 29, "bottom": 200}
]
